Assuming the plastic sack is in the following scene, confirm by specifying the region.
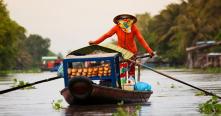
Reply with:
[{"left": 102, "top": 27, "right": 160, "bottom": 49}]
[
  {"left": 127, "top": 76, "right": 135, "bottom": 85},
  {"left": 57, "top": 63, "right": 64, "bottom": 77},
  {"left": 134, "top": 82, "right": 151, "bottom": 91}
]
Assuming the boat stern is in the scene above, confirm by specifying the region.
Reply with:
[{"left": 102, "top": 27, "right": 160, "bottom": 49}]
[{"left": 60, "top": 88, "right": 74, "bottom": 105}]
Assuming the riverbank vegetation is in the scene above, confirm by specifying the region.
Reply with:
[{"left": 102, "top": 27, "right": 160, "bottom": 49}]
[
  {"left": 0, "top": 68, "right": 42, "bottom": 75},
  {"left": 1, "top": 0, "right": 221, "bottom": 74},
  {"left": 136, "top": 0, "right": 221, "bottom": 66},
  {"left": 0, "top": 0, "right": 57, "bottom": 74},
  {"left": 191, "top": 67, "right": 221, "bottom": 74},
  {"left": 154, "top": 66, "right": 221, "bottom": 73}
]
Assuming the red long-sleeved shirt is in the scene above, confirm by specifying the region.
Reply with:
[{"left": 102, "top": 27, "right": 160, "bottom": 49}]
[{"left": 93, "top": 24, "right": 153, "bottom": 54}]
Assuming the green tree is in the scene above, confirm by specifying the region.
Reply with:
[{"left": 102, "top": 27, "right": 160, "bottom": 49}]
[
  {"left": 136, "top": 13, "right": 156, "bottom": 54},
  {"left": 0, "top": 0, "right": 26, "bottom": 70},
  {"left": 0, "top": 1, "right": 55, "bottom": 71},
  {"left": 24, "top": 34, "right": 51, "bottom": 67},
  {"left": 137, "top": 0, "right": 221, "bottom": 65}
]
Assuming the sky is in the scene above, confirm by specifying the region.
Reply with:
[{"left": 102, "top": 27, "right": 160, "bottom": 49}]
[{"left": 5, "top": 0, "right": 180, "bottom": 55}]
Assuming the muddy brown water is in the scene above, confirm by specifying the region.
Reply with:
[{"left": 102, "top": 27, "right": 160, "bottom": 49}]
[{"left": 0, "top": 70, "right": 221, "bottom": 116}]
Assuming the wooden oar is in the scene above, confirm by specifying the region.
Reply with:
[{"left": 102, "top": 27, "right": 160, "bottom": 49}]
[
  {"left": 128, "top": 59, "right": 221, "bottom": 99},
  {"left": 0, "top": 76, "right": 62, "bottom": 94},
  {"left": 135, "top": 54, "right": 151, "bottom": 59}
]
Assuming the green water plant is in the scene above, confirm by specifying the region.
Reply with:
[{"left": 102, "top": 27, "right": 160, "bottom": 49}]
[
  {"left": 170, "top": 84, "right": 175, "bottom": 88},
  {"left": 195, "top": 91, "right": 206, "bottom": 96},
  {"left": 12, "top": 78, "right": 36, "bottom": 89},
  {"left": 199, "top": 96, "right": 221, "bottom": 114},
  {"left": 112, "top": 105, "right": 141, "bottom": 116},
  {"left": 52, "top": 99, "right": 64, "bottom": 111},
  {"left": 112, "top": 101, "right": 141, "bottom": 116}
]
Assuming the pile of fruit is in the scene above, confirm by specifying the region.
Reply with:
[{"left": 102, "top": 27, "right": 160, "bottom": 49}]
[{"left": 68, "top": 63, "right": 111, "bottom": 78}]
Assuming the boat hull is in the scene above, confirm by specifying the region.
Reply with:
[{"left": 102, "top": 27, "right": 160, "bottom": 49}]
[{"left": 60, "top": 84, "right": 152, "bottom": 105}]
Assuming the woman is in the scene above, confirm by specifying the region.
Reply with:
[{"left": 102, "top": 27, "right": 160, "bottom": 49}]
[{"left": 89, "top": 14, "right": 154, "bottom": 78}]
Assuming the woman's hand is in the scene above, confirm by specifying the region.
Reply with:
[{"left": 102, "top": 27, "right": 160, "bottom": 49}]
[
  {"left": 149, "top": 52, "right": 154, "bottom": 58},
  {"left": 89, "top": 41, "right": 96, "bottom": 45}
]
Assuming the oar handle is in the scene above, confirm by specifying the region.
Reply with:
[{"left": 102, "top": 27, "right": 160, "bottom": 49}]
[
  {"left": 135, "top": 54, "right": 150, "bottom": 59},
  {"left": 128, "top": 59, "right": 221, "bottom": 99},
  {"left": 0, "top": 76, "right": 62, "bottom": 94}
]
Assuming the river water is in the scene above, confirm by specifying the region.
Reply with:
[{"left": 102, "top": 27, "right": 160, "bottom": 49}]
[{"left": 0, "top": 70, "right": 221, "bottom": 116}]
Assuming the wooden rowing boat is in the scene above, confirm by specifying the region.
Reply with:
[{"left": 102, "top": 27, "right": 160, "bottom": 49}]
[{"left": 60, "top": 45, "right": 152, "bottom": 105}]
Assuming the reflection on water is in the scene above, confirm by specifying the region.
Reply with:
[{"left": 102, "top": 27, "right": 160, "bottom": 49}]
[
  {"left": 0, "top": 70, "right": 221, "bottom": 116},
  {"left": 65, "top": 103, "right": 150, "bottom": 116}
]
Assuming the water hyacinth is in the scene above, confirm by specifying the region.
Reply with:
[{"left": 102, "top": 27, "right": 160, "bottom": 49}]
[
  {"left": 113, "top": 101, "right": 141, "bottom": 116},
  {"left": 195, "top": 91, "right": 206, "bottom": 96},
  {"left": 199, "top": 96, "right": 221, "bottom": 114},
  {"left": 52, "top": 99, "right": 64, "bottom": 111},
  {"left": 12, "top": 78, "right": 36, "bottom": 89}
]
